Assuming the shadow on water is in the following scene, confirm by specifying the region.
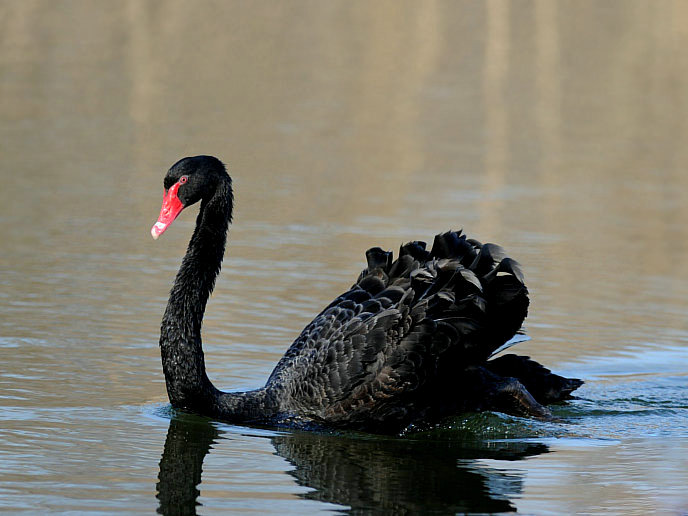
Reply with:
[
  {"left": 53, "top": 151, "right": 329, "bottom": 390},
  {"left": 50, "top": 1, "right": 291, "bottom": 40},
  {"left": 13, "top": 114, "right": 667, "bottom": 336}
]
[{"left": 156, "top": 414, "right": 549, "bottom": 515}]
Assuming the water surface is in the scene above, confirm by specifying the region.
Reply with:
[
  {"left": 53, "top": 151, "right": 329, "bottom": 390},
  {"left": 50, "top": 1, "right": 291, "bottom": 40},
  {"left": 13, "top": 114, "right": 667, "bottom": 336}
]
[{"left": 1, "top": 1, "right": 687, "bottom": 514}]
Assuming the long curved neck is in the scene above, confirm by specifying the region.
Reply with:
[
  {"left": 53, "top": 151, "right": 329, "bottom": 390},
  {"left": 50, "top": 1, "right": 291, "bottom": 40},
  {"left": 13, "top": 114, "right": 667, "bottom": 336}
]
[{"left": 159, "top": 177, "right": 232, "bottom": 411}]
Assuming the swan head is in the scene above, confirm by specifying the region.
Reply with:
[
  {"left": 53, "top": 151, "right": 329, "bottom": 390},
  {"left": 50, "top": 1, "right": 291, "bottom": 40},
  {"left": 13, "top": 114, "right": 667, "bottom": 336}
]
[{"left": 151, "top": 155, "right": 230, "bottom": 239}]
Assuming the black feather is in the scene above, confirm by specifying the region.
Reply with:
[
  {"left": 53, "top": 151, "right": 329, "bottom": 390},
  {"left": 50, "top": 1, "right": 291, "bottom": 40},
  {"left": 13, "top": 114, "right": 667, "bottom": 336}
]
[{"left": 365, "top": 247, "right": 393, "bottom": 271}]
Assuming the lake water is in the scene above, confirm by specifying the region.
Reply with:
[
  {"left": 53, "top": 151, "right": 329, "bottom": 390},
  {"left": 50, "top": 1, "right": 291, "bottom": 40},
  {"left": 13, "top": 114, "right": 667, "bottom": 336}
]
[{"left": 1, "top": 1, "right": 687, "bottom": 514}]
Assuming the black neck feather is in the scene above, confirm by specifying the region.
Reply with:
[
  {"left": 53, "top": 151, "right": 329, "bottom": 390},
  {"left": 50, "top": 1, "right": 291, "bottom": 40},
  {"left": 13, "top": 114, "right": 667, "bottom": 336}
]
[{"left": 159, "top": 177, "right": 232, "bottom": 410}]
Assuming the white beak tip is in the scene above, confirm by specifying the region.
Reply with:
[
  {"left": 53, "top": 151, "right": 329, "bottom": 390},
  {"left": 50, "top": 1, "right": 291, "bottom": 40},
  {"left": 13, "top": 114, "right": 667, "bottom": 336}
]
[{"left": 151, "top": 222, "right": 166, "bottom": 240}]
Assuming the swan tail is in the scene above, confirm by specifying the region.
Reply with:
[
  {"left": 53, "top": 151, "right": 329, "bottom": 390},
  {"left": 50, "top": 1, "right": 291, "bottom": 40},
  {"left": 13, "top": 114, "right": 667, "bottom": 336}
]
[{"left": 486, "top": 354, "right": 584, "bottom": 403}]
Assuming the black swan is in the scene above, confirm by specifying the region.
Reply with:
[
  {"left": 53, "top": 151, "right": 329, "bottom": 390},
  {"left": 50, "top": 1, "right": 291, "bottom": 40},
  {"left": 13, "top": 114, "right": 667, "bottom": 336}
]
[{"left": 151, "top": 155, "right": 582, "bottom": 433}]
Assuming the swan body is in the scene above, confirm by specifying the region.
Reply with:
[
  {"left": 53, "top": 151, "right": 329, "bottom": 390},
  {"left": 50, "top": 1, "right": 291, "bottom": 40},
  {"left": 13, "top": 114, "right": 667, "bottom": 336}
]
[{"left": 153, "top": 156, "right": 582, "bottom": 433}]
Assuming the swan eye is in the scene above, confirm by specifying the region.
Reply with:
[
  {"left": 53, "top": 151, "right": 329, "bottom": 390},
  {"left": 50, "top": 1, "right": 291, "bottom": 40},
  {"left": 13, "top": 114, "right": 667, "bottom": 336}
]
[{"left": 179, "top": 176, "right": 188, "bottom": 184}]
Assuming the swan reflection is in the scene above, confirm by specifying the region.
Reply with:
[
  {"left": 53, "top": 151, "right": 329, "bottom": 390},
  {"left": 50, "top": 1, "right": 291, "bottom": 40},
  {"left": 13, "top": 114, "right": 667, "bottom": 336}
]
[
  {"left": 156, "top": 415, "right": 548, "bottom": 514},
  {"left": 156, "top": 416, "right": 221, "bottom": 515}
]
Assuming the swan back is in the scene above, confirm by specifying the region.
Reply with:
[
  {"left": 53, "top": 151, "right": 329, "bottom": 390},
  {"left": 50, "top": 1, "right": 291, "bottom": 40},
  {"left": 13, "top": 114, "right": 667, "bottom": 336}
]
[{"left": 266, "top": 231, "right": 530, "bottom": 431}]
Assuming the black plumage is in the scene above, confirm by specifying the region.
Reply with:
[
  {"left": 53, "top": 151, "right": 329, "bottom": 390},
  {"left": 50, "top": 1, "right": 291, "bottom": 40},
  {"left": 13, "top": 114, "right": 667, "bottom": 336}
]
[{"left": 154, "top": 156, "right": 582, "bottom": 434}]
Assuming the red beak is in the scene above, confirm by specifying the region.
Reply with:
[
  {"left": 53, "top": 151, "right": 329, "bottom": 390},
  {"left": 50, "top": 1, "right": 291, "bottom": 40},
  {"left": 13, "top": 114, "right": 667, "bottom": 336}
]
[{"left": 151, "top": 182, "right": 185, "bottom": 239}]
